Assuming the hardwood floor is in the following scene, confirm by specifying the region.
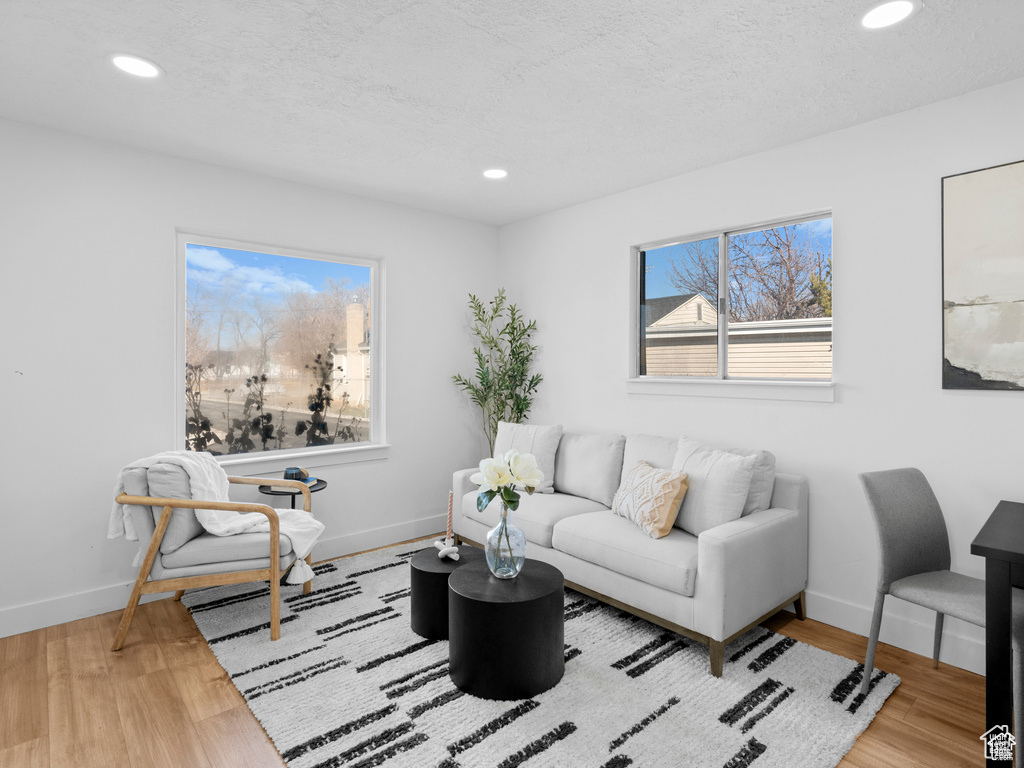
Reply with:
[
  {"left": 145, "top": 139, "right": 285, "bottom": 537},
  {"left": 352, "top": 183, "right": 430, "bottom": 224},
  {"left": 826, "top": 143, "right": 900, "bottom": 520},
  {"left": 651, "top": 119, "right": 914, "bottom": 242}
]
[{"left": 1, "top": 583, "right": 987, "bottom": 767}]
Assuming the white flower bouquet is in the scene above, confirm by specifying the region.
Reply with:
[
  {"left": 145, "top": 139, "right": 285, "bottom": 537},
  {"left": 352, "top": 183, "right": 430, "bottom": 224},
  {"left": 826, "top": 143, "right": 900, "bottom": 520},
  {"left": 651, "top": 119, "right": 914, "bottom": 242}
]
[
  {"left": 471, "top": 450, "right": 544, "bottom": 579},
  {"left": 471, "top": 449, "right": 544, "bottom": 512}
]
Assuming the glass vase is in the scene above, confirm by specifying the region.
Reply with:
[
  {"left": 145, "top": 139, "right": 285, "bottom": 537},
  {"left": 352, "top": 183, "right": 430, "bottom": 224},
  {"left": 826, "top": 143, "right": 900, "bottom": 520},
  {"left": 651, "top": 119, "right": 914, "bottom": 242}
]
[{"left": 485, "top": 501, "right": 526, "bottom": 579}]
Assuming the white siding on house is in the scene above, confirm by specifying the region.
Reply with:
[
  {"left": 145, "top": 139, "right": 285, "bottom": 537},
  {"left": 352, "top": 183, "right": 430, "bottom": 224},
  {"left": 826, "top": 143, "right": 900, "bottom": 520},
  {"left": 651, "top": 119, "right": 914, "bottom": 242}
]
[{"left": 644, "top": 318, "right": 832, "bottom": 379}]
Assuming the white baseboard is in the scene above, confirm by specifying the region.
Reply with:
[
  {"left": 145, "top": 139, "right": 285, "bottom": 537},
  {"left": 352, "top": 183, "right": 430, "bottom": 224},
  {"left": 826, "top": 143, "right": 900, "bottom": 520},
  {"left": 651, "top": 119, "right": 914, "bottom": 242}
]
[
  {"left": 797, "top": 588, "right": 985, "bottom": 676},
  {"left": 2, "top": 525, "right": 987, "bottom": 678},
  {"left": 0, "top": 515, "right": 446, "bottom": 640}
]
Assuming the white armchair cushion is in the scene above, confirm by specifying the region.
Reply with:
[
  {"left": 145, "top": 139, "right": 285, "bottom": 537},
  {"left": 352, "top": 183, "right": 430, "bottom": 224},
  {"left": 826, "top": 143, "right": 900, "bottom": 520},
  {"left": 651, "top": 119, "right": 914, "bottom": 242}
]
[
  {"left": 146, "top": 464, "right": 207, "bottom": 553},
  {"left": 671, "top": 437, "right": 757, "bottom": 535},
  {"left": 493, "top": 421, "right": 562, "bottom": 493},
  {"left": 554, "top": 432, "right": 626, "bottom": 507},
  {"left": 612, "top": 461, "right": 688, "bottom": 538},
  {"left": 161, "top": 531, "right": 294, "bottom": 568}
]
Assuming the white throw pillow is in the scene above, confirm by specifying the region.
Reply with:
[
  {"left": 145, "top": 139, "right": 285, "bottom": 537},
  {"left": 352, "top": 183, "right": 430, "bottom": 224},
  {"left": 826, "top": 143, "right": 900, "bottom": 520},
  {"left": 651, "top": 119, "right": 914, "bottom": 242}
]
[
  {"left": 493, "top": 421, "right": 562, "bottom": 493},
  {"left": 612, "top": 461, "right": 689, "bottom": 539},
  {"left": 671, "top": 437, "right": 757, "bottom": 535},
  {"left": 725, "top": 448, "right": 776, "bottom": 515}
]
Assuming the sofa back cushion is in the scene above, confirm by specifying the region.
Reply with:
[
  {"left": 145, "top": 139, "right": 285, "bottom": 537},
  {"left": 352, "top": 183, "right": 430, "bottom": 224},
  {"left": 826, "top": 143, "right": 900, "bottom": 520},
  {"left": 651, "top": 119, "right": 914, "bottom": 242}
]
[
  {"left": 725, "top": 447, "right": 776, "bottom": 515},
  {"left": 672, "top": 437, "right": 757, "bottom": 535},
  {"left": 554, "top": 432, "right": 626, "bottom": 507},
  {"left": 493, "top": 421, "right": 562, "bottom": 493},
  {"left": 619, "top": 434, "right": 679, "bottom": 488}
]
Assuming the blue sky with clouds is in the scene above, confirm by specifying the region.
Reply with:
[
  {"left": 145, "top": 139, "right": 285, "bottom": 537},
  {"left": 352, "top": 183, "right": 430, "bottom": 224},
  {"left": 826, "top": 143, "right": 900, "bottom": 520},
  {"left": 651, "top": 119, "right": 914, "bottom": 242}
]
[
  {"left": 187, "top": 244, "right": 369, "bottom": 299},
  {"left": 644, "top": 218, "right": 832, "bottom": 300}
]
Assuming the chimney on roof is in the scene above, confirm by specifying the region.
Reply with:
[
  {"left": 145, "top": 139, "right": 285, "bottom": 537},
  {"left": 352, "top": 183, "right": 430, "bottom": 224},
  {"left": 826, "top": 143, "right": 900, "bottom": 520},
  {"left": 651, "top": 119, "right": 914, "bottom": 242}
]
[{"left": 346, "top": 303, "right": 366, "bottom": 353}]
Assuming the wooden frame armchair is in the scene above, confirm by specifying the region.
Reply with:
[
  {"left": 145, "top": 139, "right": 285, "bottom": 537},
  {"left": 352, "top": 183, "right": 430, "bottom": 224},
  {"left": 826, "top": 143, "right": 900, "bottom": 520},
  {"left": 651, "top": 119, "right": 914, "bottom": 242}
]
[{"left": 112, "top": 475, "right": 314, "bottom": 651}]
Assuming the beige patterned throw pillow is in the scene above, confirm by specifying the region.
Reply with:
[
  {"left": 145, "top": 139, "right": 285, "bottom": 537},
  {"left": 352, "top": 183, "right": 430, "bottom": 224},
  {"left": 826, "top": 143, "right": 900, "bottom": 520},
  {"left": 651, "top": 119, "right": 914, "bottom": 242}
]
[{"left": 611, "top": 461, "right": 689, "bottom": 539}]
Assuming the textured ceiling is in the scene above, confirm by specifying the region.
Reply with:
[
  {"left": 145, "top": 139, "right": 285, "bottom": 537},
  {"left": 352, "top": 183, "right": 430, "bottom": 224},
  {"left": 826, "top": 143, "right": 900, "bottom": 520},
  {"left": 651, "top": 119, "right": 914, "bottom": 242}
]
[{"left": 2, "top": 1, "right": 1024, "bottom": 225}]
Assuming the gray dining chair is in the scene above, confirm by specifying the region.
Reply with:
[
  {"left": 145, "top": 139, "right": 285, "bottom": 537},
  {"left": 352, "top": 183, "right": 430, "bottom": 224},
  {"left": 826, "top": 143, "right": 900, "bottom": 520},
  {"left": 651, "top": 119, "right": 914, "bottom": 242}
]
[{"left": 859, "top": 467, "right": 1024, "bottom": 735}]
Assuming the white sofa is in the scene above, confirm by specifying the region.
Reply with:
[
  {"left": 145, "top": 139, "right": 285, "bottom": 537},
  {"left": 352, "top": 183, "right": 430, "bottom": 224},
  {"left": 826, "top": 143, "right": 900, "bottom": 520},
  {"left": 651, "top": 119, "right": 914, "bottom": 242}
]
[{"left": 452, "top": 430, "right": 808, "bottom": 677}]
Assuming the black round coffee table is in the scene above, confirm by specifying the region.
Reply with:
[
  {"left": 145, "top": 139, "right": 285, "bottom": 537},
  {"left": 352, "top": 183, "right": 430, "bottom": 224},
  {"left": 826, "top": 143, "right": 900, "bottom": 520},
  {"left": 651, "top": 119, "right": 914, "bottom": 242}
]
[
  {"left": 409, "top": 544, "right": 485, "bottom": 640},
  {"left": 448, "top": 559, "right": 564, "bottom": 700}
]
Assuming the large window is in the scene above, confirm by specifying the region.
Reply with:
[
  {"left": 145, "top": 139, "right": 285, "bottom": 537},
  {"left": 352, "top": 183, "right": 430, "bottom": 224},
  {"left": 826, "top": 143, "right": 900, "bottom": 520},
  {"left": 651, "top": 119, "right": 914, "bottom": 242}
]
[
  {"left": 637, "top": 214, "right": 832, "bottom": 382},
  {"left": 177, "top": 232, "right": 383, "bottom": 459}
]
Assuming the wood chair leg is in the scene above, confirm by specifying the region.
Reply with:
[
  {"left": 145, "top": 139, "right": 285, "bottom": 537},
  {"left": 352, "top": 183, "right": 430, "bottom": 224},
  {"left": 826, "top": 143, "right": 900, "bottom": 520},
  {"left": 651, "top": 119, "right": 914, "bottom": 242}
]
[
  {"left": 794, "top": 591, "right": 807, "bottom": 620},
  {"left": 270, "top": 575, "right": 281, "bottom": 641},
  {"left": 303, "top": 554, "right": 313, "bottom": 595},
  {"left": 113, "top": 505, "right": 173, "bottom": 652},
  {"left": 173, "top": 590, "right": 185, "bottom": 602},
  {"left": 111, "top": 588, "right": 144, "bottom": 652},
  {"left": 710, "top": 640, "right": 725, "bottom": 677}
]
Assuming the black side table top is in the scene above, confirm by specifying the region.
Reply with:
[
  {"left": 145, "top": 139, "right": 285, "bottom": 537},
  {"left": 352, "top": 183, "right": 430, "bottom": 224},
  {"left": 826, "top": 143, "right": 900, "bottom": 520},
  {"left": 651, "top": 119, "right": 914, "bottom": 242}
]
[
  {"left": 448, "top": 558, "right": 564, "bottom": 604},
  {"left": 257, "top": 479, "right": 327, "bottom": 496},
  {"left": 257, "top": 479, "right": 327, "bottom": 509}
]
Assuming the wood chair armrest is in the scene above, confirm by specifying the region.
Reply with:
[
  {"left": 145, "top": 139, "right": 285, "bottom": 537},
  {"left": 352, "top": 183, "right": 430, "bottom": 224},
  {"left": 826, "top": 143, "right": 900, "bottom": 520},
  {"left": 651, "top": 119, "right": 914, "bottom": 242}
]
[
  {"left": 115, "top": 492, "right": 281, "bottom": 523},
  {"left": 113, "top": 493, "right": 283, "bottom": 606},
  {"left": 229, "top": 475, "right": 312, "bottom": 513}
]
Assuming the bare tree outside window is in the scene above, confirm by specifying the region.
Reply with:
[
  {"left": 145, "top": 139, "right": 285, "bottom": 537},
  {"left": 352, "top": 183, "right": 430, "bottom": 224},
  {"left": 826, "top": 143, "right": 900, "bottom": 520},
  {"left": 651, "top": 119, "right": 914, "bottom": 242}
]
[
  {"left": 184, "top": 242, "right": 374, "bottom": 455},
  {"left": 639, "top": 216, "right": 832, "bottom": 380}
]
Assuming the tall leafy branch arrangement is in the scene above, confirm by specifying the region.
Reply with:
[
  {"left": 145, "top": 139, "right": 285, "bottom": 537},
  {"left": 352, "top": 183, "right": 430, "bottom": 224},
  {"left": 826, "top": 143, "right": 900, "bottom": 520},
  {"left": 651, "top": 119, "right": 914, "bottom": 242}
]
[{"left": 452, "top": 289, "right": 543, "bottom": 454}]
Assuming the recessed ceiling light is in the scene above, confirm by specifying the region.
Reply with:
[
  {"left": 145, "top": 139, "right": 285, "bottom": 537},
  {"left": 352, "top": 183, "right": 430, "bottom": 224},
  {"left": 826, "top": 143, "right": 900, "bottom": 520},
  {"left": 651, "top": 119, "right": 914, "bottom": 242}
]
[
  {"left": 861, "top": 1, "right": 916, "bottom": 29},
  {"left": 111, "top": 54, "right": 162, "bottom": 78},
  {"left": 483, "top": 169, "right": 509, "bottom": 180}
]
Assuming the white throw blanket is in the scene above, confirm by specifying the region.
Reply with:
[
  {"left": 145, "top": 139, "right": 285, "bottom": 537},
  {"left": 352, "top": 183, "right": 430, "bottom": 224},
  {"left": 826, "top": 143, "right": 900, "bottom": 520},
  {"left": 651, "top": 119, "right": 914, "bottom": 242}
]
[{"left": 109, "top": 450, "right": 324, "bottom": 585}]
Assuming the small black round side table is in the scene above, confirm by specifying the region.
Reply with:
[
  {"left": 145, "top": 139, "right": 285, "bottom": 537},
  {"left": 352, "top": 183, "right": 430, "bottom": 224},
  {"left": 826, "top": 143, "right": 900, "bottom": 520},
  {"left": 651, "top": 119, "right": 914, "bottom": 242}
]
[
  {"left": 409, "top": 545, "right": 484, "bottom": 640},
  {"left": 257, "top": 479, "right": 327, "bottom": 509},
  {"left": 448, "top": 559, "right": 565, "bottom": 700}
]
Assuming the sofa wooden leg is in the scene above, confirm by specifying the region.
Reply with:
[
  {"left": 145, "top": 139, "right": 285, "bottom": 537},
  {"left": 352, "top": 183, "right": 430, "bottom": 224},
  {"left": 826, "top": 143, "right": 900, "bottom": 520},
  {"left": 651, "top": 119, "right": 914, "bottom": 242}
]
[
  {"left": 710, "top": 641, "right": 725, "bottom": 677},
  {"left": 794, "top": 591, "right": 807, "bottom": 621},
  {"left": 173, "top": 590, "right": 185, "bottom": 602}
]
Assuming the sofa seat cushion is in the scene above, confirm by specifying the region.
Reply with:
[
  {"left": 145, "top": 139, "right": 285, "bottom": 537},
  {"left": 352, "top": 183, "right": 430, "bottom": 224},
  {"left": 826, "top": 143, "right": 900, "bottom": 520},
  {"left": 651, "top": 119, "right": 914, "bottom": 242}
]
[
  {"left": 551, "top": 511, "right": 699, "bottom": 597},
  {"left": 160, "top": 531, "right": 294, "bottom": 568},
  {"left": 461, "top": 491, "right": 606, "bottom": 548}
]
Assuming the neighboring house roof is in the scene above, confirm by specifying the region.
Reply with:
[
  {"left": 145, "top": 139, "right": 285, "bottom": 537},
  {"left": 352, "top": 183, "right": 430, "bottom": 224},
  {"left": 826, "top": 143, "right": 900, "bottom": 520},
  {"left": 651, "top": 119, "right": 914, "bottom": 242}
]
[
  {"left": 643, "top": 294, "right": 697, "bottom": 325},
  {"left": 646, "top": 293, "right": 716, "bottom": 328}
]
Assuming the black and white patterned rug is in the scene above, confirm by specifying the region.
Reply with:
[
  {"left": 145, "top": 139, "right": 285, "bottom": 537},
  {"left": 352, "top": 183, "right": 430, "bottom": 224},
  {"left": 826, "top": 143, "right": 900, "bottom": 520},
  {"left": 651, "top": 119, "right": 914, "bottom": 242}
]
[{"left": 182, "top": 543, "right": 898, "bottom": 768}]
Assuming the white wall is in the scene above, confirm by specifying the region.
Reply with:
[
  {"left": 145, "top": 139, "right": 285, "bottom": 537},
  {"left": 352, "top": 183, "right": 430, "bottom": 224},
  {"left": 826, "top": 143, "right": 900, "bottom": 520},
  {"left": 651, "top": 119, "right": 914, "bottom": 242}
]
[
  {"left": 497, "top": 77, "right": 1024, "bottom": 674},
  {"left": 0, "top": 119, "right": 497, "bottom": 636}
]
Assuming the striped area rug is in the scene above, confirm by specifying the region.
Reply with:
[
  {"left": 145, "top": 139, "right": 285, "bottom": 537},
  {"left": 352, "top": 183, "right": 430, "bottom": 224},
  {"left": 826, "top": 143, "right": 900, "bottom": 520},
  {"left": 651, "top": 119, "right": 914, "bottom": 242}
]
[{"left": 182, "top": 543, "right": 898, "bottom": 768}]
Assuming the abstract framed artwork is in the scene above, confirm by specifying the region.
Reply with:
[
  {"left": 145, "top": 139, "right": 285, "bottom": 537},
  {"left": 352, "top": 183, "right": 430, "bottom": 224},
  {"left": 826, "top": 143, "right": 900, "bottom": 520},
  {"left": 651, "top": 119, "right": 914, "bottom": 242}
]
[{"left": 942, "top": 158, "right": 1024, "bottom": 390}]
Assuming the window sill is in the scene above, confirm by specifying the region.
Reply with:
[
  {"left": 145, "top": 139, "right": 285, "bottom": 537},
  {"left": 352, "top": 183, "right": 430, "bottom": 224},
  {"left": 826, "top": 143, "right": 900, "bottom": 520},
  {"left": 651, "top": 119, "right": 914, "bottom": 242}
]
[
  {"left": 626, "top": 377, "right": 834, "bottom": 403},
  {"left": 216, "top": 442, "right": 390, "bottom": 476}
]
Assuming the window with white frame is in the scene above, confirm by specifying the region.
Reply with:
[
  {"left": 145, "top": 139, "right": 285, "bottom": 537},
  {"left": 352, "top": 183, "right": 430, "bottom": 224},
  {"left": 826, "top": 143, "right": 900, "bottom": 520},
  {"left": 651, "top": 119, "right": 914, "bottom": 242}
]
[
  {"left": 636, "top": 214, "right": 832, "bottom": 381},
  {"left": 178, "top": 232, "right": 383, "bottom": 458}
]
